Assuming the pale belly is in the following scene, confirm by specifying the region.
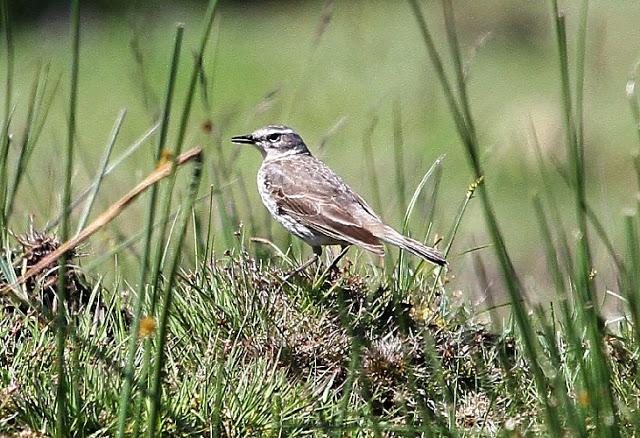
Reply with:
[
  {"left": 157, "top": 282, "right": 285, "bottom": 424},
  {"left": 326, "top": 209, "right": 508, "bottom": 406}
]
[{"left": 257, "top": 167, "right": 344, "bottom": 247}]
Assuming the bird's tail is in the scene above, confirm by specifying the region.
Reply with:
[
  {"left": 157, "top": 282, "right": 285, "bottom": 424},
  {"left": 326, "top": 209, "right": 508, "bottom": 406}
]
[{"left": 375, "top": 226, "right": 447, "bottom": 266}]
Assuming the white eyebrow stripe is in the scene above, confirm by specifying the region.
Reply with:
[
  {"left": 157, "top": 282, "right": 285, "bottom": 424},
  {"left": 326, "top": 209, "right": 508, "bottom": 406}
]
[
  {"left": 255, "top": 126, "right": 295, "bottom": 137},
  {"left": 269, "top": 125, "right": 292, "bottom": 131}
]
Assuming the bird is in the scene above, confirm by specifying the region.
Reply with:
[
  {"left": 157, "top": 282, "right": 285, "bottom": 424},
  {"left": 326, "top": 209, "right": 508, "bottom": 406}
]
[{"left": 231, "top": 124, "right": 446, "bottom": 268}]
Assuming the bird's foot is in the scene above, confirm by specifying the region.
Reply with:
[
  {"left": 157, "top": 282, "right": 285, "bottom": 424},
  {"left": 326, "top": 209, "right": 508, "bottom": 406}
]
[
  {"left": 326, "top": 246, "right": 349, "bottom": 274},
  {"left": 282, "top": 254, "right": 319, "bottom": 282},
  {"left": 315, "top": 246, "right": 350, "bottom": 284}
]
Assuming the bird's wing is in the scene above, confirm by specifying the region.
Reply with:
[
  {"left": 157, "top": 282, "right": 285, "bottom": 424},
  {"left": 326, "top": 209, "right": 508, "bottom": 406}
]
[{"left": 265, "top": 156, "right": 385, "bottom": 255}]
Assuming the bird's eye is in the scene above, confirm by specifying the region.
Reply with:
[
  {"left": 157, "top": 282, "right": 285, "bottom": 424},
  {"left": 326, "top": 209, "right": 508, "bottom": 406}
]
[{"left": 266, "top": 133, "right": 281, "bottom": 142}]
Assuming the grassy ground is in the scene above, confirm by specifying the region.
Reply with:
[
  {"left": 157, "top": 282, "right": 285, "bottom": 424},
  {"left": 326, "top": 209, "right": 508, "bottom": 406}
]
[{"left": 2, "top": 0, "right": 640, "bottom": 436}]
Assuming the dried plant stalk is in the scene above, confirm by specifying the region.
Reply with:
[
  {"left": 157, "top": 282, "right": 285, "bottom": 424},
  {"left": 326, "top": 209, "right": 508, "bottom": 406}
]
[{"left": 0, "top": 146, "right": 203, "bottom": 298}]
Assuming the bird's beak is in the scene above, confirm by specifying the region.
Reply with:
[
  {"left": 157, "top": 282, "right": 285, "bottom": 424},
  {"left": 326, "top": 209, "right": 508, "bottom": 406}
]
[{"left": 231, "top": 134, "right": 255, "bottom": 145}]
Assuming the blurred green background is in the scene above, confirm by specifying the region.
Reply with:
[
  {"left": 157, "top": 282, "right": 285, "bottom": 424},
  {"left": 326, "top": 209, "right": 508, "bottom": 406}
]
[{"left": 3, "top": 0, "right": 640, "bottom": 305}]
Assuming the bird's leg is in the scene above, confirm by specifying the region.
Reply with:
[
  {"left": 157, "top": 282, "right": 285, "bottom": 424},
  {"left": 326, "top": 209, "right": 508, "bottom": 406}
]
[
  {"left": 326, "top": 245, "right": 349, "bottom": 273},
  {"left": 283, "top": 246, "right": 322, "bottom": 281},
  {"left": 311, "top": 246, "right": 350, "bottom": 289}
]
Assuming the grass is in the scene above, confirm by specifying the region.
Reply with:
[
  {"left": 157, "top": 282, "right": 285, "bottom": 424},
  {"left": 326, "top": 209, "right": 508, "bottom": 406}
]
[
  {"left": 2, "top": 0, "right": 640, "bottom": 436},
  {"left": 54, "top": 0, "right": 80, "bottom": 431},
  {"left": 115, "top": 23, "right": 184, "bottom": 437}
]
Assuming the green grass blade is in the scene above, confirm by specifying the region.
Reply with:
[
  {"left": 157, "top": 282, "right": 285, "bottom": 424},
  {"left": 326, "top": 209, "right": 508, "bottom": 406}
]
[
  {"left": 392, "top": 100, "right": 407, "bottom": 213},
  {"left": 574, "top": 0, "right": 589, "bottom": 149},
  {"left": 624, "top": 215, "right": 640, "bottom": 345},
  {"left": 405, "top": 0, "right": 472, "bottom": 156},
  {"left": 408, "top": 1, "right": 565, "bottom": 433},
  {"left": 55, "top": 0, "right": 81, "bottom": 434},
  {"left": 535, "top": 304, "right": 588, "bottom": 437},
  {"left": 529, "top": 121, "right": 576, "bottom": 278},
  {"left": 5, "top": 65, "right": 43, "bottom": 220},
  {"left": 430, "top": 177, "right": 481, "bottom": 306},
  {"left": 147, "top": 155, "right": 203, "bottom": 435},
  {"left": 142, "top": 1, "right": 219, "bottom": 429},
  {"left": 401, "top": 155, "right": 445, "bottom": 234},
  {"left": 7, "top": 67, "right": 60, "bottom": 221},
  {"left": 395, "top": 155, "right": 443, "bottom": 289},
  {"left": 0, "top": 0, "right": 14, "bottom": 241},
  {"left": 551, "top": 2, "right": 620, "bottom": 433},
  {"left": 148, "top": 0, "right": 220, "bottom": 304},
  {"left": 628, "top": 64, "right": 640, "bottom": 147},
  {"left": 209, "top": 165, "right": 235, "bottom": 249},
  {"left": 533, "top": 193, "right": 591, "bottom": 430},
  {"left": 76, "top": 109, "right": 126, "bottom": 234},
  {"left": 0, "top": 0, "right": 12, "bottom": 122},
  {"left": 45, "top": 122, "right": 158, "bottom": 231},
  {"left": 534, "top": 122, "right": 624, "bottom": 275},
  {"left": 442, "top": 0, "right": 476, "bottom": 139},
  {"left": 115, "top": 25, "right": 184, "bottom": 438},
  {"left": 361, "top": 116, "right": 382, "bottom": 211},
  {"left": 82, "top": 190, "right": 223, "bottom": 273},
  {"left": 533, "top": 196, "right": 567, "bottom": 298}
]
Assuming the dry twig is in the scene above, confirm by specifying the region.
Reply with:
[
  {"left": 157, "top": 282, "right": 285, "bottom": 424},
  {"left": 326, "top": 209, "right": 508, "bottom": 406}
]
[{"left": 0, "top": 146, "right": 203, "bottom": 298}]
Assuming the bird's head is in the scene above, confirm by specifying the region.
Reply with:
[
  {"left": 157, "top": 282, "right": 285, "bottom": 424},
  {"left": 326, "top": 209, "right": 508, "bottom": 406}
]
[{"left": 231, "top": 125, "right": 310, "bottom": 160}]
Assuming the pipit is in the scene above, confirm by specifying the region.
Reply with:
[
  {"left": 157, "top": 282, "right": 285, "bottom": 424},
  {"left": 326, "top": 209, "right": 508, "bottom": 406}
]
[{"left": 231, "top": 125, "right": 446, "bottom": 269}]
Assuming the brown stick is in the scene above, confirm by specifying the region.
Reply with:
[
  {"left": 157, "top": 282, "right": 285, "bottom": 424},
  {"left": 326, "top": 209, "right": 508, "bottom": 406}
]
[{"left": 1, "top": 146, "right": 203, "bottom": 298}]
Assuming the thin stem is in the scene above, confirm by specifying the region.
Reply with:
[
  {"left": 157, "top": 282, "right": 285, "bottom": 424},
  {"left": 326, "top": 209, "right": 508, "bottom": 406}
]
[
  {"left": 5, "top": 66, "right": 44, "bottom": 220},
  {"left": 0, "top": 0, "right": 11, "bottom": 121},
  {"left": 116, "top": 25, "right": 184, "bottom": 438},
  {"left": 442, "top": 0, "right": 476, "bottom": 139},
  {"left": 408, "top": 1, "right": 562, "bottom": 433},
  {"left": 575, "top": 0, "right": 589, "bottom": 149},
  {"left": 362, "top": 116, "right": 382, "bottom": 211},
  {"left": 45, "top": 122, "right": 158, "bottom": 231},
  {"left": 147, "top": 156, "right": 203, "bottom": 436},
  {"left": 148, "top": 0, "right": 219, "bottom": 307},
  {"left": 56, "top": 0, "right": 80, "bottom": 434},
  {"left": 0, "top": 0, "right": 14, "bottom": 240},
  {"left": 142, "top": 1, "right": 219, "bottom": 430},
  {"left": 76, "top": 109, "right": 126, "bottom": 234},
  {"left": 392, "top": 100, "right": 407, "bottom": 212}
]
